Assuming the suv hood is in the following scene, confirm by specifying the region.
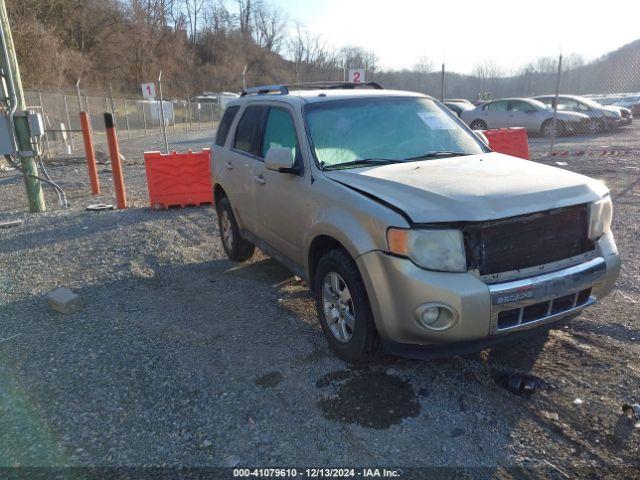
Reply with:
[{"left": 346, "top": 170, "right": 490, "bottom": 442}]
[{"left": 323, "top": 153, "right": 608, "bottom": 223}]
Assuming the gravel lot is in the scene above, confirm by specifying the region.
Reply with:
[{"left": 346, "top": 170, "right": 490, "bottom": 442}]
[{"left": 0, "top": 125, "right": 638, "bottom": 477}]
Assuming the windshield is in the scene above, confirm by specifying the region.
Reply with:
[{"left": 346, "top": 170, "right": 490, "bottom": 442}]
[
  {"left": 305, "top": 97, "right": 485, "bottom": 169},
  {"left": 578, "top": 96, "right": 604, "bottom": 108}
]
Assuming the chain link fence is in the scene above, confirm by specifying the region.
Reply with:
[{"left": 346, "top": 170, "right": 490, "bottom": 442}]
[
  {"left": 24, "top": 91, "right": 226, "bottom": 158},
  {"left": 377, "top": 51, "right": 640, "bottom": 157},
  {"left": 26, "top": 49, "right": 640, "bottom": 161}
]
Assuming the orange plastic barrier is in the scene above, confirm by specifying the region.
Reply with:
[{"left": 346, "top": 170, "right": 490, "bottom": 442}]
[
  {"left": 482, "top": 127, "right": 530, "bottom": 160},
  {"left": 144, "top": 149, "right": 213, "bottom": 209}
]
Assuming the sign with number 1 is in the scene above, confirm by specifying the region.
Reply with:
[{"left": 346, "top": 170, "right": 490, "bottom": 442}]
[{"left": 141, "top": 83, "right": 156, "bottom": 99}]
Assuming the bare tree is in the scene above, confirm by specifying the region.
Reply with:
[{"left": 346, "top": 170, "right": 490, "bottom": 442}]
[
  {"left": 252, "top": 3, "right": 287, "bottom": 53},
  {"left": 182, "top": 0, "right": 205, "bottom": 44},
  {"left": 414, "top": 56, "right": 435, "bottom": 73},
  {"left": 237, "top": 0, "right": 260, "bottom": 37}
]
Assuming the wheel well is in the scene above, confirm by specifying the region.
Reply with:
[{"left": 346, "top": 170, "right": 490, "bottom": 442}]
[
  {"left": 541, "top": 118, "right": 562, "bottom": 131},
  {"left": 214, "top": 184, "right": 226, "bottom": 204},
  {"left": 308, "top": 235, "right": 348, "bottom": 290}
]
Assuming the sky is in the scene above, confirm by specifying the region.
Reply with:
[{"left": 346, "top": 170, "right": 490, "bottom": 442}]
[{"left": 274, "top": 0, "right": 640, "bottom": 73}]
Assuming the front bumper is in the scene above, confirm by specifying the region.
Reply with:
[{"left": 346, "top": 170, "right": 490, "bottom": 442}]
[{"left": 357, "top": 231, "right": 620, "bottom": 351}]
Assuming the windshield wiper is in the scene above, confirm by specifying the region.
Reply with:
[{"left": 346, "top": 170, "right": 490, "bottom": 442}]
[
  {"left": 323, "top": 158, "right": 403, "bottom": 170},
  {"left": 403, "top": 151, "right": 470, "bottom": 161}
]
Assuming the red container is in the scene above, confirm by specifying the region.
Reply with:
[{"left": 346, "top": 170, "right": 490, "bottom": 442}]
[
  {"left": 144, "top": 149, "right": 213, "bottom": 209},
  {"left": 482, "top": 128, "right": 530, "bottom": 160}
]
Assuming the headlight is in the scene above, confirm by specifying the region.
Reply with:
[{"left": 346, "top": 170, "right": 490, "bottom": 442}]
[
  {"left": 605, "top": 111, "right": 621, "bottom": 118},
  {"left": 588, "top": 197, "right": 613, "bottom": 240},
  {"left": 387, "top": 228, "right": 467, "bottom": 272}
]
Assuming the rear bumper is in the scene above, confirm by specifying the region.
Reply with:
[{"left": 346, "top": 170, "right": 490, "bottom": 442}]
[{"left": 357, "top": 231, "right": 620, "bottom": 354}]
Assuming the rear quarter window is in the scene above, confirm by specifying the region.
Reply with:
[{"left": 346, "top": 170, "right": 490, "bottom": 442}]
[{"left": 215, "top": 106, "right": 240, "bottom": 146}]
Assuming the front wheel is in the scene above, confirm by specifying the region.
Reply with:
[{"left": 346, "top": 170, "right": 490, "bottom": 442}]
[
  {"left": 541, "top": 119, "right": 564, "bottom": 137},
  {"left": 314, "top": 249, "right": 383, "bottom": 364},
  {"left": 216, "top": 196, "right": 255, "bottom": 262}
]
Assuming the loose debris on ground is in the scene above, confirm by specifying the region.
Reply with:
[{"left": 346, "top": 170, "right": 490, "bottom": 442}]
[{"left": 0, "top": 128, "right": 638, "bottom": 474}]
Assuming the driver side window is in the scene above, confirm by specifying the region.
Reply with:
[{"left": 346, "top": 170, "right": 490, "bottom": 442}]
[
  {"left": 261, "top": 107, "right": 302, "bottom": 168},
  {"left": 485, "top": 100, "right": 508, "bottom": 111}
]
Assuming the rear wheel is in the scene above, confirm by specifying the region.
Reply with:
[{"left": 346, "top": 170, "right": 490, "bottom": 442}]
[
  {"left": 216, "top": 196, "right": 255, "bottom": 262},
  {"left": 470, "top": 119, "right": 487, "bottom": 130},
  {"left": 541, "top": 119, "right": 564, "bottom": 137},
  {"left": 314, "top": 249, "right": 383, "bottom": 364},
  {"left": 588, "top": 118, "right": 605, "bottom": 134}
]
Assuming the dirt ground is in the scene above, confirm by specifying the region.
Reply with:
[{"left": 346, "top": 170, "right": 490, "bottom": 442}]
[{"left": 0, "top": 125, "right": 638, "bottom": 477}]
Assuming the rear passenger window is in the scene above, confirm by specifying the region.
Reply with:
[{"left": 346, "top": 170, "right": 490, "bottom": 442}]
[
  {"left": 215, "top": 106, "right": 239, "bottom": 146},
  {"left": 485, "top": 100, "right": 507, "bottom": 111},
  {"left": 261, "top": 108, "right": 300, "bottom": 164},
  {"left": 234, "top": 106, "right": 266, "bottom": 156}
]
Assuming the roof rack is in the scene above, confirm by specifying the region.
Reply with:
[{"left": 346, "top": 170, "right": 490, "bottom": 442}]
[
  {"left": 240, "top": 85, "right": 289, "bottom": 96},
  {"left": 240, "top": 81, "right": 384, "bottom": 96}
]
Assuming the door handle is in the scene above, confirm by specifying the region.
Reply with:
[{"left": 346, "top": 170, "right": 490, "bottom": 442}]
[
  {"left": 224, "top": 161, "right": 233, "bottom": 170},
  {"left": 254, "top": 175, "right": 266, "bottom": 185}
]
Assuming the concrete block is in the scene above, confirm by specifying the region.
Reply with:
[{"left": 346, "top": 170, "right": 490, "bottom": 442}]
[{"left": 47, "top": 287, "right": 82, "bottom": 315}]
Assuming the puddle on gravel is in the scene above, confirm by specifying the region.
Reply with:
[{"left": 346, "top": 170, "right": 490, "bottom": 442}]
[
  {"left": 255, "top": 371, "right": 283, "bottom": 388},
  {"left": 316, "top": 370, "right": 420, "bottom": 429}
]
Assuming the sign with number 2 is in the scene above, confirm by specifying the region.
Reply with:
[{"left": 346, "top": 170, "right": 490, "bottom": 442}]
[{"left": 348, "top": 69, "right": 366, "bottom": 83}]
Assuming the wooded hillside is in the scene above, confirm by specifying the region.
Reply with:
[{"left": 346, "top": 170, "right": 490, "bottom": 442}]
[{"left": 8, "top": 0, "right": 640, "bottom": 99}]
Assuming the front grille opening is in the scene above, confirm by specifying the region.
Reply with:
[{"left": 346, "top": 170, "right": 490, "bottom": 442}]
[
  {"left": 465, "top": 204, "right": 593, "bottom": 276},
  {"left": 577, "top": 288, "right": 592, "bottom": 306},
  {"left": 551, "top": 294, "right": 576, "bottom": 314},
  {"left": 497, "top": 309, "right": 520, "bottom": 329},
  {"left": 522, "top": 302, "right": 550, "bottom": 322}
]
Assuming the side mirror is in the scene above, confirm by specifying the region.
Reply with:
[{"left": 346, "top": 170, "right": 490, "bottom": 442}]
[
  {"left": 265, "top": 147, "right": 297, "bottom": 173},
  {"left": 526, "top": 109, "right": 536, "bottom": 114}
]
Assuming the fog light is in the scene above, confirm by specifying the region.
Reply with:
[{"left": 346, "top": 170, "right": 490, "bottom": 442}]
[
  {"left": 414, "top": 303, "right": 459, "bottom": 331},
  {"left": 421, "top": 306, "right": 441, "bottom": 326}
]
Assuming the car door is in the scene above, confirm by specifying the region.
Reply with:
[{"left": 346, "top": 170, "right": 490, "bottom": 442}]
[
  {"left": 253, "top": 105, "right": 310, "bottom": 268},
  {"left": 483, "top": 100, "right": 509, "bottom": 128},
  {"left": 226, "top": 104, "right": 269, "bottom": 235},
  {"left": 212, "top": 105, "right": 240, "bottom": 204},
  {"left": 507, "top": 100, "right": 538, "bottom": 130}
]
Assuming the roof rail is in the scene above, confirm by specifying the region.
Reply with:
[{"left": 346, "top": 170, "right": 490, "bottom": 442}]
[
  {"left": 240, "top": 81, "right": 384, "bottom": 97},
  {"left": 240, "top": 85, "right": 290, "bottom": 96},
  {"left": 286, "top": 81, "right": 384, "bottom": 91}
]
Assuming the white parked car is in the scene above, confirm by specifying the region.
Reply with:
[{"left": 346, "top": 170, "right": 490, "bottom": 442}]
[
  {"left": 534, "top": 94, "right": 628, "bottom": 132},
  {"left": 460, "top": 98, "right": 590, "bottom": 136}
]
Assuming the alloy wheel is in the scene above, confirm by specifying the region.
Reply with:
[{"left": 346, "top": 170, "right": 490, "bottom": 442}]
[{"left": 322, "top": 272, "right": 355, "bottom": 343}]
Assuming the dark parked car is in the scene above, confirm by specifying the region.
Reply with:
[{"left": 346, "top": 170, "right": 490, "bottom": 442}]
[{"left": 444, "top": 101, "right": 475, "bottom": 117}]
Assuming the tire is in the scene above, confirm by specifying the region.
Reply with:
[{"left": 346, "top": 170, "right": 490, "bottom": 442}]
[
  {"left": 216, "top": 195, "right": 255, "bottom": 262},
  {"left": 313, "top": 249, "right": 383, "bottom": 364},
  {"left": 469, "top": 120, "right": 487, "bottom": 130},
  {"left": 541, "top": 119, "right": 564, "bottom": 137},
  {"left": 588, "top": 118, "right": 605, "bottom": 134}
]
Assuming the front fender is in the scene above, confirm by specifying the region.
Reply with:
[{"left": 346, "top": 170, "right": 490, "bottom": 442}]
[{"left": 303, "top": 204, "right": 407, "bottom": 279}]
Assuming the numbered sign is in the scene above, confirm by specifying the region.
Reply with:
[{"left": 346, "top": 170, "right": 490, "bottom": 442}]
[
  {"left": 141, "top": 83, "right": 156, "bottom": 100},
  {"left": 348, "top": 69, "right": 366, "bottom": 83}
]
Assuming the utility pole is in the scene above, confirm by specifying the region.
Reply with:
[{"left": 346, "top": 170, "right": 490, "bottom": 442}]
[{"left": 0, "top": 0, "right": 46, "bottom": 212}]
